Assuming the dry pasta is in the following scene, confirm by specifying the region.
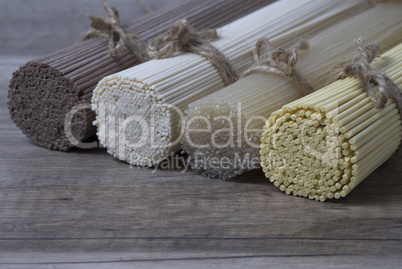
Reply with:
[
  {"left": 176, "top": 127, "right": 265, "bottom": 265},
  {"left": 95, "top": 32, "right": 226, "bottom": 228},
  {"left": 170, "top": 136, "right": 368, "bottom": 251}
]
[
  {"left": 7, "top": 0, "right": 272, "bottom": 151},
  {"left": 181, "top": 2, "right": 402, "bottom": 179},
  {"left": 260, "top": 43, "right": 402, "bottom": 201},
  {"left": 92, "top": 0, "right": 372, "bottom": 167}
]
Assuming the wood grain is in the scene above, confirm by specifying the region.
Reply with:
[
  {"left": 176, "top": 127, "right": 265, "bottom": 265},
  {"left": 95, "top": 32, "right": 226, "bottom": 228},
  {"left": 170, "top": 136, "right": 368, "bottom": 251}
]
[{"left": 0, "top": 0, "right": 401, "bottom": 268}]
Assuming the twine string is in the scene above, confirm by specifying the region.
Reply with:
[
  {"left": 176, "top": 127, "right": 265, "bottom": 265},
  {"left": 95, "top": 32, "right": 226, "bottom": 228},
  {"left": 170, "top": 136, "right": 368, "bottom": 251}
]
[
  {"left": 136, "top": 0, "right": 152, "bottom": 14},
  {"left": 241, "top": 38, "right": 314, "bottom": 96},
  {"left": 328, "top": 36, "right": 402, "bottom": 118},
  {"left": 148, "top": 19, "right": 238, "bottom": 86},
  {"left": 81, "top": 0, "right": 148, "bottom": 61}
]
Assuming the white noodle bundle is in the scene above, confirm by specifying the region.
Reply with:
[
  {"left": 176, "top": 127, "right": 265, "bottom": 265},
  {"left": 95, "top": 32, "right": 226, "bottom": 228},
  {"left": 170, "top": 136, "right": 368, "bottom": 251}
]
[
  {"left": 260, "top": 43, "right": 402, "bottom": 201},
  {"left": 92, "top": 0, "right": 372, "bottom": 167},
  {"left": 181, "top": 3, "right": 402, "bottom": 179}
]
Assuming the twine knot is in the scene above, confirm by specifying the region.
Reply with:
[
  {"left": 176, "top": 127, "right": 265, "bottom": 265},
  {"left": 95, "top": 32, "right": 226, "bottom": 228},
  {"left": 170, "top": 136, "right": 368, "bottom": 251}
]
[
  {"left": 328, "top": 37, "right": 402, "bottom": 118},
  {"left": 242, "top": 38, "right": 313, "bottom": 96},
  {"left": 148, "top": 19, "right": 238, "bottom": 86},
  {"left": 81, "top": 0, "right": 148, "bottom": 61}
]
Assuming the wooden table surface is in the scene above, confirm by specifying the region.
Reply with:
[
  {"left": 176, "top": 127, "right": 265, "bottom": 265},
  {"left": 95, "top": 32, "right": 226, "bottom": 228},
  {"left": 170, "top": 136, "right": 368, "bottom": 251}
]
[{"left": 0, "top": 1, "right": 401, "bottom": 268}]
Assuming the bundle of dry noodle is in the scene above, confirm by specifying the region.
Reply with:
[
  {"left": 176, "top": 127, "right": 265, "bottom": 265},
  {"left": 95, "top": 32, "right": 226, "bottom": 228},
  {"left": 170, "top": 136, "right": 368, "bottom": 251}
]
[
  {"left": 181, "top": 2, "right": 402, "bottom": 179},
  {"left": 260, "top": 43, "right": 402, "bottom": 201},
  {"left": 8, "top": 0, "right": 272, "bottom": 151},
  {"left": 92, "top": 0, "right": 372, "bottom": 167}
]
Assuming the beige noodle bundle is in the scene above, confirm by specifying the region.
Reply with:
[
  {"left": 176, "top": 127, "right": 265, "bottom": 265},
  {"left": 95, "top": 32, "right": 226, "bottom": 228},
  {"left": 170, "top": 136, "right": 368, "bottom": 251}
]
[
  {"left": 92, "top": 0, "right": 372, "bottom": 167},
  {"left": 260, "top": 42, "right": 402, "bottom": 201},
  {"left": 181, "top": 2, "right": 402, "bottom": 179}
]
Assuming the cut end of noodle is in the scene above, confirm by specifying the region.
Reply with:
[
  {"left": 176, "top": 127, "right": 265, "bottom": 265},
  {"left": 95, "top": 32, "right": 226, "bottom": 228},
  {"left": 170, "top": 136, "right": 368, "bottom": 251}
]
[
  {"left": 260, "top": 77, "right": 402, "bottom": 202},
  {"left": 92, "top": 76, "right": 177, "bottom": 167},
  {"left": 8, "top": 61, "right": 88, "bottom": 151},
  {"left": 181, "top": 97, "right": 260, "bottom": 180}
]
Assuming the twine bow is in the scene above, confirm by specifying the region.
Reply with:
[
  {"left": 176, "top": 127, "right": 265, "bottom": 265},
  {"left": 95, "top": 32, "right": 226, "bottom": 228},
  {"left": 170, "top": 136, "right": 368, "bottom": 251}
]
[
  {"left": 81, "top": 0, "right": 148, "bottom": 61},
  {"left": 148, "top": 19, "right": 238, "bottom": 86},
  {"left": 328, "top": 37, "right": 402, "bottom": 118},
  {"left": 241, "top": 38, "right": 313, "bottom": 96}
]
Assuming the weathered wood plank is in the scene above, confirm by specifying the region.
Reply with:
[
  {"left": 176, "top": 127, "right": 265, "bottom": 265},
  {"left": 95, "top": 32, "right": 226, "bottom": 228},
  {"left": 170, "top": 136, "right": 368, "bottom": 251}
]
[
  {"left": 0, "top": 0, "right": 401, "bottom": 267},
  {"left": 0, "top": 254, "right": 400, "bottom": 269}
]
